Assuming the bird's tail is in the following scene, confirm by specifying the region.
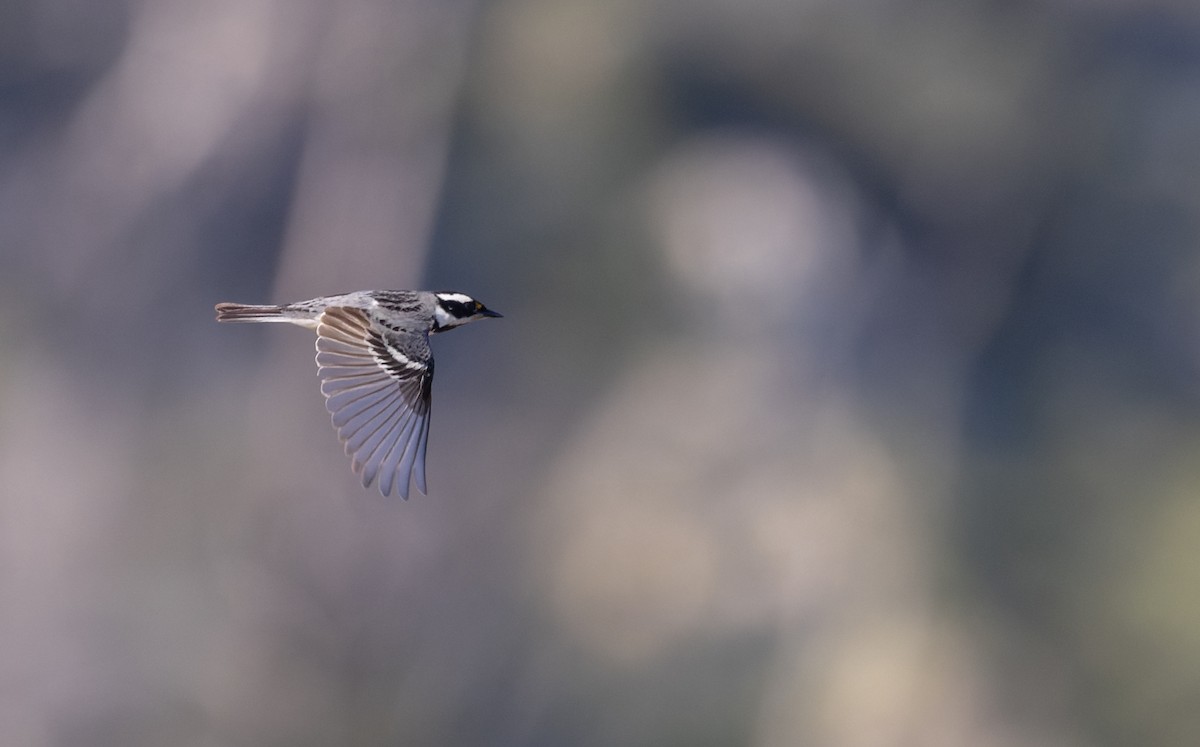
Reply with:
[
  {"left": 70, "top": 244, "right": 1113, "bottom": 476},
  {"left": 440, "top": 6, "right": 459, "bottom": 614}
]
[{"left": 215, "top": 302, "right": 290, "bottom": 323}]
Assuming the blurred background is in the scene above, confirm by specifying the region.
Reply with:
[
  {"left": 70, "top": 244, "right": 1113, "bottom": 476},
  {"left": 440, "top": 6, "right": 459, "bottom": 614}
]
[{"left": 3, "top": 0, "right": 1200, "bottom": 745}]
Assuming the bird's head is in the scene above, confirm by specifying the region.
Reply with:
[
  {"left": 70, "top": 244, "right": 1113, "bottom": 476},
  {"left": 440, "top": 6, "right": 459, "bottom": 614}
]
[{"left": 432, "top": 292, "right": 503, "bottom": 333}]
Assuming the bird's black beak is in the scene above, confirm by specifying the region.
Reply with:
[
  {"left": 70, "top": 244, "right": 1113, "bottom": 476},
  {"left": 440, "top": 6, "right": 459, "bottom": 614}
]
[{"left": 480, "top": 308, "right": 503, "bottom": 318}]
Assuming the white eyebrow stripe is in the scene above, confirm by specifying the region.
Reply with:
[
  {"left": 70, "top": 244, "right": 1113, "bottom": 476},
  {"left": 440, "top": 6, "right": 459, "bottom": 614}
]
[{"left": 436, "top": 293, "right": 474, "bottom": 305}]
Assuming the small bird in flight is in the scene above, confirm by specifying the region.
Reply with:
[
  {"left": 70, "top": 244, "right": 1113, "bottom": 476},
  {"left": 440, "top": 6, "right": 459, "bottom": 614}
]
[{"left": 216, "top": 290, "right": 502, "bottom": 498}]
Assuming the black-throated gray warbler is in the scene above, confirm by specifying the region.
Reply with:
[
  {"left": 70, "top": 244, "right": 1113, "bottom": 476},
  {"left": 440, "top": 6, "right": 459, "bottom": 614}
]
[{"left": 216, "top": 290, "right": 502, "bottom": 498}]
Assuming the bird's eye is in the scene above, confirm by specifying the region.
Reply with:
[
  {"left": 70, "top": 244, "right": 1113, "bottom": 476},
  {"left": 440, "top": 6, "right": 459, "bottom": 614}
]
[{"left": 474, "top": 302, "right": 483, "bottom": 312}]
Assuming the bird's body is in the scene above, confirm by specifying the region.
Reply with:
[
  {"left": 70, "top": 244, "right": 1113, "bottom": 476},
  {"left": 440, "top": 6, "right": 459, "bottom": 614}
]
[{"left": 216, "top": 290, "right": 501, "bottom": 498}]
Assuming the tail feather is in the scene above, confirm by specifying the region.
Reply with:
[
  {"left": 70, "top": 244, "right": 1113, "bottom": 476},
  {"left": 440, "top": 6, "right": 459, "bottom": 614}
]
[{"left": 215, "top": 302, "right": 288, "bottom": 323}]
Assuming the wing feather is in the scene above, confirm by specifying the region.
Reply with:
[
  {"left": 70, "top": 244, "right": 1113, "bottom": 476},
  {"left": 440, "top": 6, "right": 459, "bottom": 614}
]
[
  {"left": 412, "top": 410, "right": 431, "bottom": 495},
  {"left": 377, "top": 407, "right": 423, "bottom": 498},
  {"left": 315, "top": 307, "right": 434, "bottom": 497},
  {"left": 342, "top": 389, "right": 405, "bottom": 451}
]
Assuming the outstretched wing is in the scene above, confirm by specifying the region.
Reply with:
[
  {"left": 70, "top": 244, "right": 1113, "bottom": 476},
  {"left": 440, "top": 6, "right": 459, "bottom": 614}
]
[{"left": 314, "top": 307, "right": 433, "bottom": 498}]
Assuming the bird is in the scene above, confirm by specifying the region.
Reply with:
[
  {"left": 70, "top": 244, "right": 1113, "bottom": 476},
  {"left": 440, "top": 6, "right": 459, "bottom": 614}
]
[{"left": 215, "top": 290, "right": 502, "bottom": 498}]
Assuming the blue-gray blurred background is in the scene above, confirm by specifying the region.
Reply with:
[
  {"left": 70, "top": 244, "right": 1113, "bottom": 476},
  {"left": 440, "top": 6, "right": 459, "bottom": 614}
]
[{"left": 3, "top": 1, "right": 1200, "bottom": 745}]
